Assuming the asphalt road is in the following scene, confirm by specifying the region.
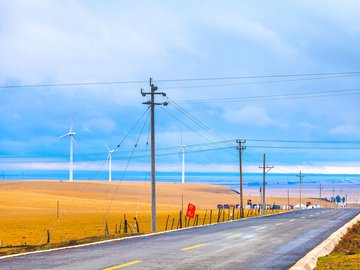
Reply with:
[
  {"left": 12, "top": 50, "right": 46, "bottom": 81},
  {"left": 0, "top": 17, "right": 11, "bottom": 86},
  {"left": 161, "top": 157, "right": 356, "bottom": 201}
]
[{"left": 1, "top": 208, "right": 359, "bottom": 270}]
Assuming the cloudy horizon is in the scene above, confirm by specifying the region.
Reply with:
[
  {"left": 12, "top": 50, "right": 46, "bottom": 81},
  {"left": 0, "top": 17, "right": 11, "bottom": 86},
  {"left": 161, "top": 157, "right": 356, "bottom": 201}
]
[{"left": 1, "top": 1, "right": 360, "bottom": 176}]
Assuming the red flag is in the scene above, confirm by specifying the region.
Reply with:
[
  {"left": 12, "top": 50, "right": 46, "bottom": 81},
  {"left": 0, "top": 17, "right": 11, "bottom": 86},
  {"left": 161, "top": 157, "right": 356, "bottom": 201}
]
[{"left": 185, "top": 203, "right": 196, "bottom": 219}]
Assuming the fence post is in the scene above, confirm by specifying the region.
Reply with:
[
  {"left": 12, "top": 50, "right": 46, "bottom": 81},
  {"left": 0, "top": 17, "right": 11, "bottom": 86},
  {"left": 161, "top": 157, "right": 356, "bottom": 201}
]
[
  {"left": 165, "top": 215, "right": 170, "bottom": 231},
  {"left": 47, "top": 230, "right": 50, "bottom": 244},
  {"left": 105, "top": 220, "right": 110, "bottom": 236},
  {"left": 119, "top": 220, "right": 123, "bottom": 234},
  {"left": 124, "top": 219, "right": 128, "bottom": 234},
  {"left": 134, "top": 217, "right": 140, "bottom": 233},
  {"left": 193, "top": 214, "right": 198, "bottom": 226},
  {"left": 171, "top": 218, "right": 175, "bottom": 230},
  {"left": 202, "top": 209, "right": 208, "bottom": 225},
  {"left": 179, "top": 210, "right": 183, "bottom": 229},
  {"left": 209, "top": 209, "right": 212, "bottom": 224},
  {"left": 127, "top": 221, "right": 133, "bottom": 234}
]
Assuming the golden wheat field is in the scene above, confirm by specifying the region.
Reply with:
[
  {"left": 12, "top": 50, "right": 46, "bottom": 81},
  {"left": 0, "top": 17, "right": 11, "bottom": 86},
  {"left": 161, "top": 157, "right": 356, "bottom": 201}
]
[{"left": 0, "top": 180, "right": 334, "bottom": 255}]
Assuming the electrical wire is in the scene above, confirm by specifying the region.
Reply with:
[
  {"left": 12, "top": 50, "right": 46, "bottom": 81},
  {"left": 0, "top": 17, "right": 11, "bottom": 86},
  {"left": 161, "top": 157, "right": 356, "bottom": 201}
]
[
  {"left": 164, "top": 96, "right": 237, "bottom": 158},
  {"left": 2, "top": 71, "right": 359, "bottom": 89},
  {"left": 160, "top": 74, "right": 360, "bottom": 90},
  {"left": 100, "top": 108, "right": 151, "bottom": 229},
  {"left": 175, "top": 88, "right": 360, "bottom": 104},
  {"left": 154, "top": 71, "right": 360, "bottom": 83}
]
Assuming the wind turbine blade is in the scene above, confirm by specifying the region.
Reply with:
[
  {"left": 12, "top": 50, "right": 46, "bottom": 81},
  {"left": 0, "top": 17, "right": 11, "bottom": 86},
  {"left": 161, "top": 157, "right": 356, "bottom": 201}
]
[
  {"left": 104, "top": 143, "right": 110, "bottom": 152},
  {"left": 176, "top": 146, "right": 182, "bottom": 156},
  {"left": 69, "top": 121, "right": 74, "bottom": 133},
  {"left": 58, "top": 133, "right": 70, "bottom": 139},
  {"left": 72, "top": 136, "right": 77, "bottom": 144}
]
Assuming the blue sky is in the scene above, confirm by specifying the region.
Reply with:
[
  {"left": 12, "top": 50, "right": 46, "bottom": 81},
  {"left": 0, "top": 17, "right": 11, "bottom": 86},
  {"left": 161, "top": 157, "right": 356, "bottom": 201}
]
[{"left": 1, "top": 0, "right": 360, "bottom": 174}]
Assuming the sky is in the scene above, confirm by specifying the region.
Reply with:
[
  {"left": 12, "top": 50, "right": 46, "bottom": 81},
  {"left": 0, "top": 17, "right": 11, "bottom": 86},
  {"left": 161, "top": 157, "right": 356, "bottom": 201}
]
[{"left": 1, "top": 0, "right": 360, "bottom": 175}]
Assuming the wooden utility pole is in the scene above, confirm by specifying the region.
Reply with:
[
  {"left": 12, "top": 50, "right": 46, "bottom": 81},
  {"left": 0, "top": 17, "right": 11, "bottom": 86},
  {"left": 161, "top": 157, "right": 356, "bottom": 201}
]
[
  {"left": 236, "top": 139, "right": 246, "bottom": 218},
  {"left": 297, "top": 171, "right": 304, "bottom": 210},
  {"left": 287, "top": 190, "right": 290, "bottom": 209},
  {"left": 141, "top": 78, "right": 168, "bottom": 233},
  {"left": 259, "top": 153, "right": 273, "bottom": 215},
  {"left": 319, "top": 183, "right": 322, "bottom": 208}
]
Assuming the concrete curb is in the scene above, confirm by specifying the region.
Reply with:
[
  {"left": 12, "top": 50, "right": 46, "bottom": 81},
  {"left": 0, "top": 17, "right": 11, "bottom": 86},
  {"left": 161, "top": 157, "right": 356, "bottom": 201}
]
[{"left": 289, "top": 211, "right": 360, "bottom": 270}]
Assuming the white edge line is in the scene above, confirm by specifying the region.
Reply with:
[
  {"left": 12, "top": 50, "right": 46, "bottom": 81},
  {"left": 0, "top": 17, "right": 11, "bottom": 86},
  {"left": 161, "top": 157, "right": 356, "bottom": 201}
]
[
  {"left": 289, "top": 211, "right": 360, "bottom": 270},
  {"left": 0, "top": 209, "right": 313, "bottom": 260}
]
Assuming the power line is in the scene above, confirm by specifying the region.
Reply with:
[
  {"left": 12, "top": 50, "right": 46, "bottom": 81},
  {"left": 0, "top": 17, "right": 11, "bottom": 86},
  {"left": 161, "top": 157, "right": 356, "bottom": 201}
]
[
  {"left": 0, "top": 80, "right": 147, "bottom": 89},
  {"left": 161, "top": 74, "right": 360, "bottom": 90},
  {"left": 101, "top": 107, "right": 151, "bottom": 228},
  {"left": 2, "top": 71, "right": 360, "bottom": 89},
  {"left": 155, "top": 71, "right": 360, "bottom": 83},
  {"left": 164, "top": 95, "right": 237, "bottom": 158},
  {"left": 3, "top": 138, "right": 360, "bottom": 162},
  {"left": 245, "top": 145, "right": 360, "bottom": 150},
  {"left": 175, "top": 88, "right": 360, "bottom": 104},
  {"left": 246, "top": 139, "right": 360, "bottom": 144}
]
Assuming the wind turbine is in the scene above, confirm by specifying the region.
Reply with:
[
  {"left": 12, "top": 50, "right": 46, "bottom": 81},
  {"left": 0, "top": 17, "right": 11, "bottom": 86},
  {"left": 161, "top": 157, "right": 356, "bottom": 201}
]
[
  {"left": 58, "top": 124, "right": 76, "bottom": 182},
  {"left": 105, "top": 144, "right": 116, "bottom": 182}
]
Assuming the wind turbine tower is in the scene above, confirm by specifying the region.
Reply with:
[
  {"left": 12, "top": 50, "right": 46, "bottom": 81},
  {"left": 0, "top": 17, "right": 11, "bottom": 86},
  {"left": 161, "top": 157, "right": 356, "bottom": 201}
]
[
  {"left": 105, "top": 144, "right": 116, "bottom": 182},
  {"left": 59, "top": 125, "right": 76, "bottom": 182},
  {"left": 181, "top": 144, "right": 186, "bottom": 184}
]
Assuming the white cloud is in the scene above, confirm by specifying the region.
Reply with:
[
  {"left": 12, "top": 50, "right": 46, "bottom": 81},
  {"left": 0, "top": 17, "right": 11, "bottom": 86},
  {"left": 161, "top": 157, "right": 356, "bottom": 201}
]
[
  {"left": 330, "top": 124, "right": 360, "bottom": 137},
  {"left": 223, "top": 105, "right": 274, "bottom": 126},
  {"left": 1, "top": 1, "right": 360, "bottom": 171},
  {"left": 204, "top": 13, "right": 297, "bottom": 57},
  {"left": 296, "top": 121, "right": 319, "bottom": 132},
  {"left": 82, "top": 118, "right": 117, "bottom": 134},
  {"left": 0, "top": 0, "right": 195, "bottom": 83}
]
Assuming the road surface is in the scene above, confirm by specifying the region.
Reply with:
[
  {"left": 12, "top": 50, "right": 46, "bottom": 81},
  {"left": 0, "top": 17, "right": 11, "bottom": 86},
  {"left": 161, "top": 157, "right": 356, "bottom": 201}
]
[{"left": 1, "top": 208, "right": 359, "bottom": 270}]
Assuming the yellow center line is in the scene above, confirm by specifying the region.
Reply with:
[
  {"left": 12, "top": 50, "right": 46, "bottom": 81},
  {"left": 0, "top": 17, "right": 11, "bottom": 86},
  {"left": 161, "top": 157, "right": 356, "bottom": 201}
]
[
  {"left": 276, "top": 222, "right": 283, "bottom": 226},
  {"left": 103, "top": 260, "right": 142, "bottom": 270},
  {"left": 181, "top": 243, "right": 205, "bottom": 251},
  {"left": 255, "top": 227, "right": 267, "bottom": 231},
  {"left": 289, "top": 219, "right": 296, "bottom": 222},
  {"left": 227, "top": 233, "right": 242, "bottom": 238}
]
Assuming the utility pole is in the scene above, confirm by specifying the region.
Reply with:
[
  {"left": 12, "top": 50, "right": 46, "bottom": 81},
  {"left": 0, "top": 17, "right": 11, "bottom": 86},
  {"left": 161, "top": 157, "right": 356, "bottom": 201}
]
[
  {"left": 236, "top": 139, "right": 246, "bottom": 218},
  {"left": 345, "top": 194, "right": 348, "bottom": 207},
  {"left": 297, "top": 171, "right": 304, "bottom": 210},
  {"left": 141, "top": 78, "right": 168, "bottom": 233},
  {"left": 319, "top": 183, "right": 322, "bottom": 208},
  {"left": 259, "top": 153, "right": 273, "bottom": 215},
  {"left": 287, "top": 190, "right": 290, "bottom": 209}
]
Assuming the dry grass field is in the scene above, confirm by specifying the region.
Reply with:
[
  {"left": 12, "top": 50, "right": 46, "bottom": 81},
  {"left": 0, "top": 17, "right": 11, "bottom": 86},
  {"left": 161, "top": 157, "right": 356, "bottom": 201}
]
[
  {"left": 0, "top": 180, "right": 334, "bottom": 255},
  {"left": 315, "top": 221, "right": 360, "bottom": 270}
]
